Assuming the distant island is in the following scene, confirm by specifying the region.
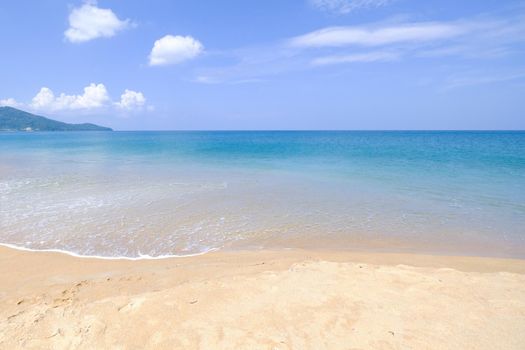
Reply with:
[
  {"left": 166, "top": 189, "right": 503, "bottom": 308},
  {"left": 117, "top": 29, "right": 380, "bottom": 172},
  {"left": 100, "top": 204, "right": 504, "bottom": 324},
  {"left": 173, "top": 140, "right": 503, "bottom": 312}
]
[{"left": 0, "top": 106, "right": 112, "bottom": 131}]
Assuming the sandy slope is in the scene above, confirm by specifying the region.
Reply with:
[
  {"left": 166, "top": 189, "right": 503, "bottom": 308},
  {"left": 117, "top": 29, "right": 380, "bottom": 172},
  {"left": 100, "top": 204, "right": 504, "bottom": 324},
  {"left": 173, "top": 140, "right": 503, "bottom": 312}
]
[{"left": 1, "top": 246, "right": 525, "bottom": 349}]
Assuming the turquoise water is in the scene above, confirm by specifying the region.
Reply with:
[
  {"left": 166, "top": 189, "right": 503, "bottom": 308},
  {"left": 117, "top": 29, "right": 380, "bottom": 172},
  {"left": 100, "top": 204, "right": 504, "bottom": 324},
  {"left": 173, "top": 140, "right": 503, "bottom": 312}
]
[{"left": 1, "top": 131, "right": 524, "bottom": 258}]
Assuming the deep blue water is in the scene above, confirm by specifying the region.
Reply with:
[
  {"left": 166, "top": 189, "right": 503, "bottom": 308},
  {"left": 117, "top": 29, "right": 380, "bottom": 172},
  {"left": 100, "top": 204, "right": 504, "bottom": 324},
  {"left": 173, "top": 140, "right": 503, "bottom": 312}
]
[{"left": 1, "top": 131, "right": 524, "bottom": 258}]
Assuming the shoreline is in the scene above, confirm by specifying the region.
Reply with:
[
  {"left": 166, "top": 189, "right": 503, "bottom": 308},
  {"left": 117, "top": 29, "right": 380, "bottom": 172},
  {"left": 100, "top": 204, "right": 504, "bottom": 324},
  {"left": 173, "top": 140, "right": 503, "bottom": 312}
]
[
  {"left": 2, "top": 245, "right": 525, "bottom": 349},
  {"left": 1, "top": 239, "right": 525, "bottom": 264},
  {"left": 0, "top": 242, "right": 220, "bottom": 261}
]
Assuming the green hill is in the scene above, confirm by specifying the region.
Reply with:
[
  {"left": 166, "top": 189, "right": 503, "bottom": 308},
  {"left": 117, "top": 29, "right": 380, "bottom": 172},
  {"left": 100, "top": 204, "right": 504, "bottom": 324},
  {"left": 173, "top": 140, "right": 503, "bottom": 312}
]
[{"left": 0, "top": 107, "right": 112, "bottom": 131}]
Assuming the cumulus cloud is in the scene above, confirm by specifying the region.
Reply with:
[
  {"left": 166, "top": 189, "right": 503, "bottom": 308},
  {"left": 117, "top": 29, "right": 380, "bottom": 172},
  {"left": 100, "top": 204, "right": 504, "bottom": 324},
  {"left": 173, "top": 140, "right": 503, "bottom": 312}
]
[
  {"left": 310, "top": 0, "right": 393, "bottom": 14},
  {"left": 1, "top": 84, "right": 149, "bottom": 113},
  {"left": 31, "top": 83, "right": 110, "bottom": 111},
  {"left": 290, "top": 22, "right": 466, "bottom": 48},
  {"left": 0, "top": 98, "right": 20, "bottom": 107},
  {"left": 115, "top": 89, "right": 146, "bottom": 110},
  {"left": 149, "top": 35, "right": 204, "bottom": 66},
  {"left": 312, "top": 51, "right": 400, "bottom": 65},
  {"left": 30, "top": 87, "right": 55, "bottom": 109},
  {"left": 65, "top": 1, "right": 131, "bottom": 43}
]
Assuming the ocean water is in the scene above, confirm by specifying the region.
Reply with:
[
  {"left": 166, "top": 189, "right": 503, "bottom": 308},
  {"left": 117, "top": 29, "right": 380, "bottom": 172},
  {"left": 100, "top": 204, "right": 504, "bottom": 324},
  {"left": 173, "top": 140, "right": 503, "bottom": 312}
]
[{"left": 1, "top": 131, "right": 524, "bottom": 258}]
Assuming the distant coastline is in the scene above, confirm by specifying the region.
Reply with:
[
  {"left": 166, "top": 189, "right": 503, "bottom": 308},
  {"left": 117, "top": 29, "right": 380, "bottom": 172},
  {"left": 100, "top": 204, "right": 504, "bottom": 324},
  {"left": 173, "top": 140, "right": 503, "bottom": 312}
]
[{"left": 0, "top": 106, "right": 112, "bottom": 131}]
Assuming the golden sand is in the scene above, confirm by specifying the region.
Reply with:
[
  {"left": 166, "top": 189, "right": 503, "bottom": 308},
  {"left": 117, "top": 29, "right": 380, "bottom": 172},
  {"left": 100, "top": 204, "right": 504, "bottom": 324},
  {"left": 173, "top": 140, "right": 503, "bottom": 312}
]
[{"left": 1, "top": 246, "right": 524, "bottom": 349}]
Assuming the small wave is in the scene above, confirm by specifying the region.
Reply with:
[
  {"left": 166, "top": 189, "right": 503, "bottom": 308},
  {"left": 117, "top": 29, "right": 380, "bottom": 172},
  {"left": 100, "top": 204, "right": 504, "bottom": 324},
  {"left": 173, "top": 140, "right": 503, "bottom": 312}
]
[{"left": 0, "top": 242, "right": 220, "bottom": 261}]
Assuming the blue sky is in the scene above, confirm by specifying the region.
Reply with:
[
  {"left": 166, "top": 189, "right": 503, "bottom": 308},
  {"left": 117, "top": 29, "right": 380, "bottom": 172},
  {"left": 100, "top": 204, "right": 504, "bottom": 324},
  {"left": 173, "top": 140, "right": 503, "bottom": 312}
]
[{"left": 0, "top": 0, "right": 524, "bottom": 130}]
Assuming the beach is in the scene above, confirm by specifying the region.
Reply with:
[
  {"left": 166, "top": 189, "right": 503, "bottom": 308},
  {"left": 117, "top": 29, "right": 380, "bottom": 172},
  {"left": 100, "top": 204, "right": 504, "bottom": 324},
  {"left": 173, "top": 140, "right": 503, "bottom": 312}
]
[
  {"left": 2, "top": 0, "right": 524, "bottom": 347},
  {"left": 1, "top": 131, "right": 524, "bottom": 349},
  {"left": 1, "top": 245, "right": 524, "bottom": 349}
]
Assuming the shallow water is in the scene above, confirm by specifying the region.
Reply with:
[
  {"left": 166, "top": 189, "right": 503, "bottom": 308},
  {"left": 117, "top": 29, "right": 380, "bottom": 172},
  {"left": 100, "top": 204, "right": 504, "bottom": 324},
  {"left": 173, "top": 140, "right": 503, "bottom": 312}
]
[{"left": 1, "top": 131, "right": 524, "bottom": 258}]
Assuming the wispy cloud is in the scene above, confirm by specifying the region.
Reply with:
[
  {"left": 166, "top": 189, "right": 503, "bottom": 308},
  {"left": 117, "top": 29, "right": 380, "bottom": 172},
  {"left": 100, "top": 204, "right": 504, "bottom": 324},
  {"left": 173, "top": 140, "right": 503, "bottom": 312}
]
[
  {"left": 193, "top": 76, "right": 264, "bottom": 85},
  {"left": 190, "top": 12, "right": 525, "bottom": 84},
  {"left": 312, "top": 51, "right": 400, "bottom": 65},
  {"left": 443, "top": 70, "right": 525, "bottom": 89},
  {"left": 289, "top": 22, "right": 467, "bottom": 48},
  {"left": 417, "top": 45, "right": 512, "bottom": 60},
  {"left": 310, "top": 0, "right": 393, "bottom": 15}
]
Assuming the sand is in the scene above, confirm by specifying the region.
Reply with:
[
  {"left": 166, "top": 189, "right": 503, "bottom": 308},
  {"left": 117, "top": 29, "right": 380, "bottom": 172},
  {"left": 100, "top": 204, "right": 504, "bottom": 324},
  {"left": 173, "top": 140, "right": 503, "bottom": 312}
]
[{"left": 1, "top": 246, "right": 525, "bottom": 349}]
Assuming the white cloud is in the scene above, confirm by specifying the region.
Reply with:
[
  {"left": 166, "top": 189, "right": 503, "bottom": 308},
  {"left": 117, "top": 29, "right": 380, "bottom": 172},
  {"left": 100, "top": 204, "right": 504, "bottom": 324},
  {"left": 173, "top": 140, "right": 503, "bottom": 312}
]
[
  {"left": 65, "top": 1, "right": 131, "bottom": 43},
  {"left": 30, "top": 87, "right": 55, "bottom": 109},
  {"left": 311, "top": 0, "right": 392, "bottom": 14},
  {"left": 0, "top": 98, "right": 20, "bottom": 107},
  {"left": 290, "top": 22, "right": 466, "bottom": 48},
  {"left": 149, "top": 35, "right": 204, "bottom": 66},
  {"left": 188, "top": 14, "right": 525, "bottom": 83},
  {"left": 19, "top": 84, "right": 147, "bottom": 113},
  {"left": 115, "top": 89, "right": 146, "bottom": 110},
  {"left": 312, "top": 51, "right": 400, "bottom": 65},
  {"left": 444, "top": 70, "right": 525, "bottom": 89},
  {"left": 31, "top": 83, "right": 110, "bottom": 111},
  {"left": 194, "top": 76, "right": 219, "bottom": 84}
]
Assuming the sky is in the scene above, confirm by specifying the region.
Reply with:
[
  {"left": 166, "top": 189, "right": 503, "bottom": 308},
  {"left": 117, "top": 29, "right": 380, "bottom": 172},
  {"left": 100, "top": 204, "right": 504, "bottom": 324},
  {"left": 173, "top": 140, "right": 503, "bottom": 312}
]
[{"left": 0, "top": 0, "right": 524, "bottom": 130}]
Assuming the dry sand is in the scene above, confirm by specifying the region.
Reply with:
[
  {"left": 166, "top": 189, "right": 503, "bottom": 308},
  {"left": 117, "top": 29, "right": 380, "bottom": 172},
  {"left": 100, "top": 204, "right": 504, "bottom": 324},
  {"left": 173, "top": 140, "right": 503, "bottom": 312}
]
[{"left": 1, "top": 246, "right": 525, "bottom": 349}]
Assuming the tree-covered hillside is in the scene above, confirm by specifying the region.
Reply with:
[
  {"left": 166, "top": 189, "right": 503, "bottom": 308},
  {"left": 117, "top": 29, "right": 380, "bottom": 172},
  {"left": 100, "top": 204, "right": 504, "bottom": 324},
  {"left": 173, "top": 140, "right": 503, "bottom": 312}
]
[{"left": 0, "top": 107, "right": 112, "bottom": 131}]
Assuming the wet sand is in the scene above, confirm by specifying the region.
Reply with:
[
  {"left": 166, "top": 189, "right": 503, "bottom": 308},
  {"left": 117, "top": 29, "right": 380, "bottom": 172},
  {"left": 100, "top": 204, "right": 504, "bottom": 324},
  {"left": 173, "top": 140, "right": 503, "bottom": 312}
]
[{"left": 1, "top": 246, "right": 525, "bottom": 349}]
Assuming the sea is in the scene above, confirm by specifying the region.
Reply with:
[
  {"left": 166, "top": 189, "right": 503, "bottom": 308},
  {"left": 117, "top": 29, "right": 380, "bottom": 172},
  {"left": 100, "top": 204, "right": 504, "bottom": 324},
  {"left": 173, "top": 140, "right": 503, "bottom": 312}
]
[{"left": 1, "top": 131, "right": 524, "bottom": 259}]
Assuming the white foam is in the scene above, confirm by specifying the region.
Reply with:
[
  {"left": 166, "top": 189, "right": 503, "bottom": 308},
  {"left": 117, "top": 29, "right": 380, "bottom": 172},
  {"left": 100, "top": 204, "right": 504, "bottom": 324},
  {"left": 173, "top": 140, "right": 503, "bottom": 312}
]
[{"left": 0, "top": 242, "right": 219, "bottom": 261}]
